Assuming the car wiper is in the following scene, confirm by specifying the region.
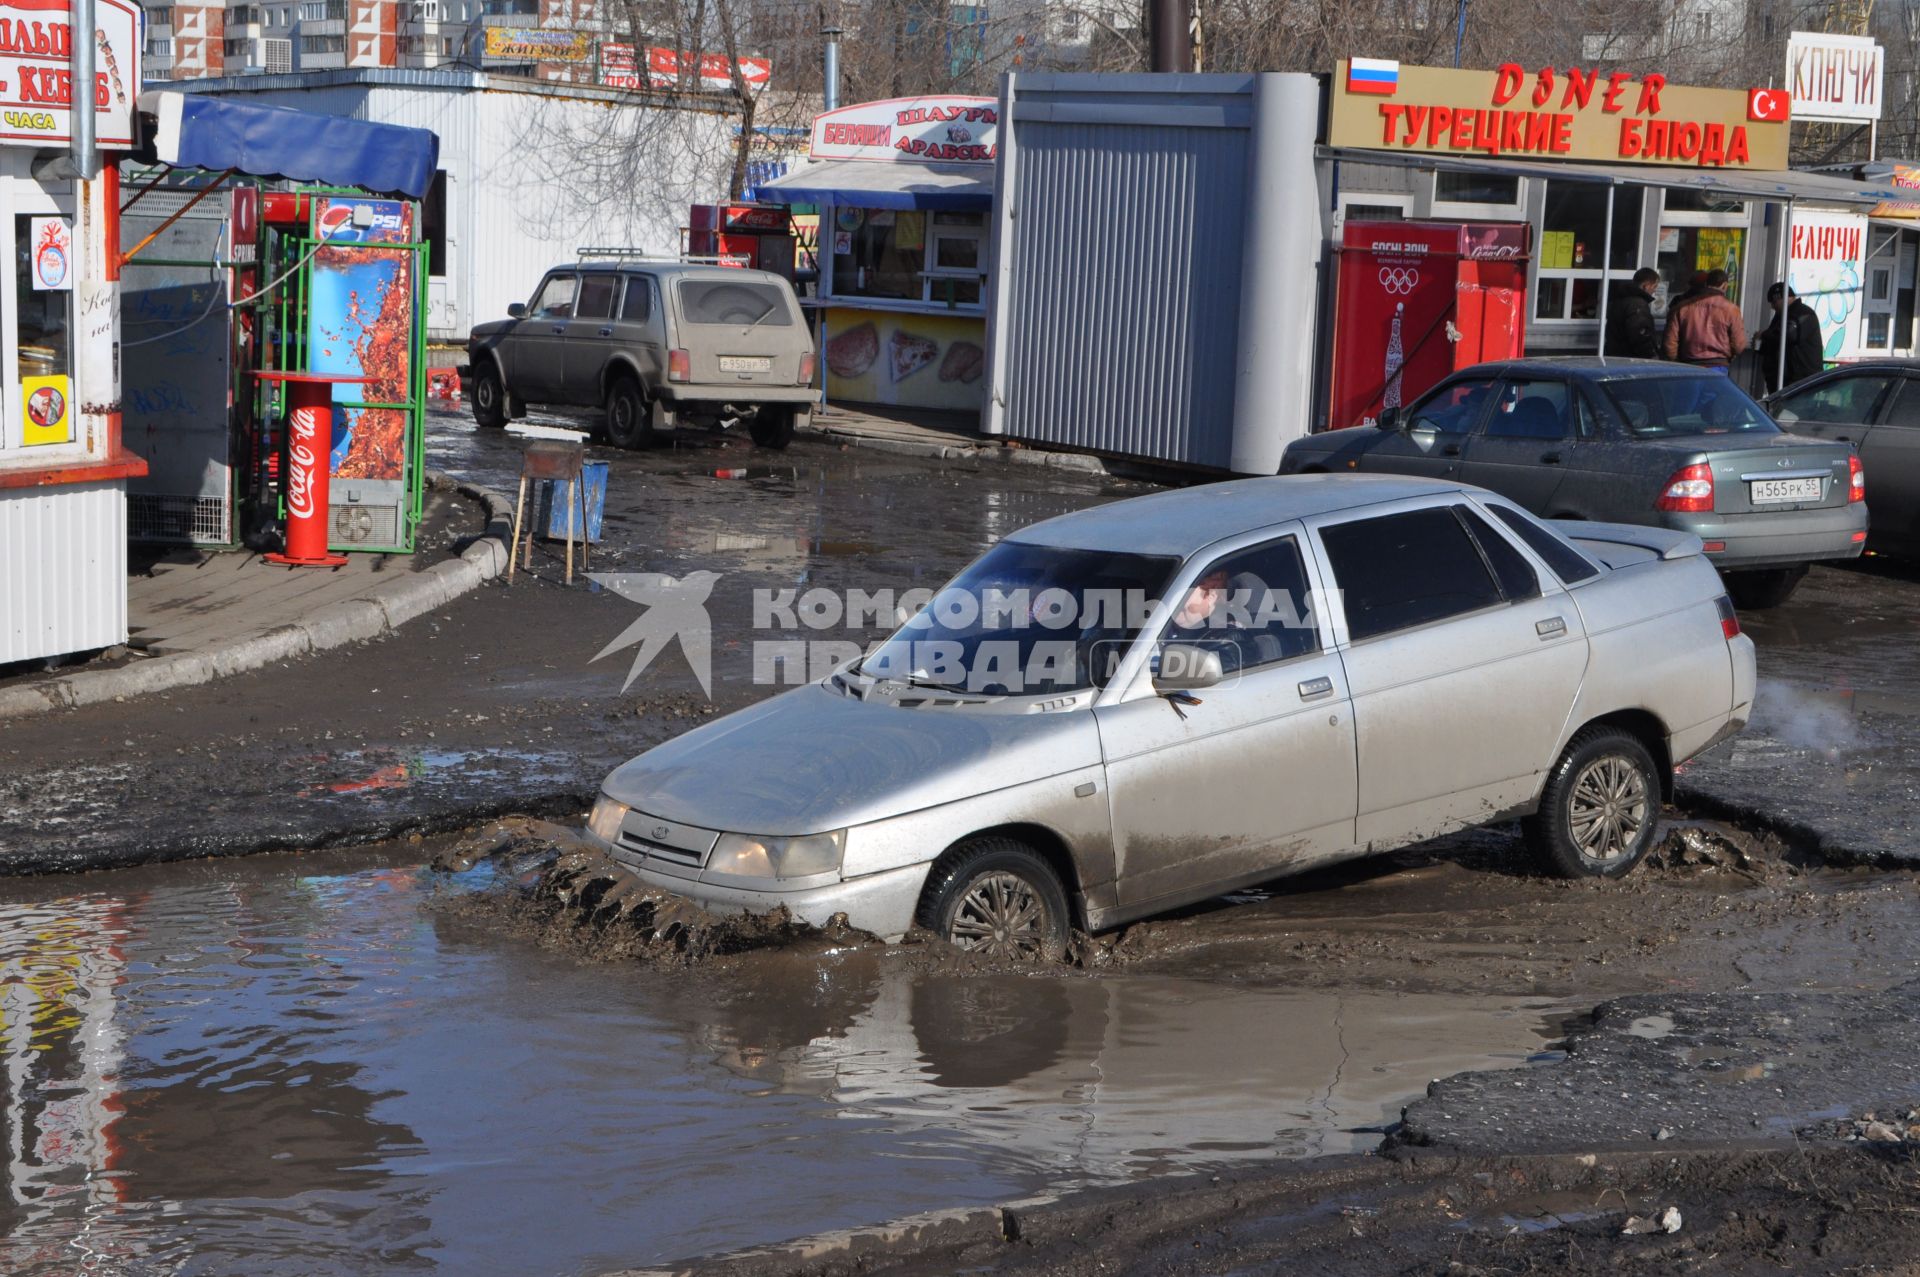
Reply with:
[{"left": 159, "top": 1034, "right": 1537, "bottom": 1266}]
[{"left": 742, "top": 302, "right": 779, "bottom": 330}]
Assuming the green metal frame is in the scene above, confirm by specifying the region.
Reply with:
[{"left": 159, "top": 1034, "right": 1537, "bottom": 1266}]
[{"left": 263, "top": 184, "right": 429, "bottom": 554}]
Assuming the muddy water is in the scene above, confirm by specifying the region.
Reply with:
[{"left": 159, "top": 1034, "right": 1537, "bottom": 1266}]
[{"left": 0, "top": 846, "right": 1570, "bottom": 1276}]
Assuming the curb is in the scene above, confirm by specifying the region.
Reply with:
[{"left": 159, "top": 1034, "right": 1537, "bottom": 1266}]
[
  {"left": 0, "top": 472, "right": 515, "bottom": 722},
  {"left": 798, "top": 419, "right": 1114, "bottom": 476}
]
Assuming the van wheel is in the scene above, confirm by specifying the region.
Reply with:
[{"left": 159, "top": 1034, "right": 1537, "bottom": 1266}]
[
  {"left": 1523, "top": 726, "right": 1660, "bottom": 879},
  {"left": 749, "top": 409, "right": 795, "bottom": 450},
  {"left": 916, "top": 836, "right": 1070, "bottom": 962},
  {"left": 604, "top": 377, "right": 653, "bottom": 450},
  {"left": 1725, "top": 565, "right": 1807, "bottom": 610},
  {"left": 472, "top": 363, "right": 506, "bottom": 428}
]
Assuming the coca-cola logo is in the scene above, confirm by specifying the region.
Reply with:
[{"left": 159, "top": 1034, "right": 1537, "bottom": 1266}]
[{"left": 287, "top": 408, "right": 319, "bottom": 521}]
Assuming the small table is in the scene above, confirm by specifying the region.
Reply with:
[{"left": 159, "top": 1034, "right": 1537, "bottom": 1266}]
[
  {"left": 509, "top": 438, "right": 591, "bottom": 585},
  {"left": 253, "top": 371, "right": 373, "bottom": 568}
]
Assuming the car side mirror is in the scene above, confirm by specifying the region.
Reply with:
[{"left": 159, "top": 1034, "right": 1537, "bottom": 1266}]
[
  {"left": 1376, "top": 406, "right": 1402, "bottom": 431},
  {"left": 1153, "top": 644, "right": 1224, "bottom": 692},
  {"left": 507, "top": 302, "right": 527, "bottom": 319}
]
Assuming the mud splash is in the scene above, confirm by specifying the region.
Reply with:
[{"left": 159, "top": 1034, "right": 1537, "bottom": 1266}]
[{"left": 429, "top": 817, "right": 882, "bottom": 964}]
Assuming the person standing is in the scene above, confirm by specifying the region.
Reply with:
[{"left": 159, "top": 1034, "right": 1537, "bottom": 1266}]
[
  {"left": 1754, "top": 282, "right": 1826, "bottom": 393},
  {"left": 1662, "top": 269, "right": 1746, "bottom": 372},
  {"left": 1604, "top": 268, "right": 1662, "bottom": 359}
]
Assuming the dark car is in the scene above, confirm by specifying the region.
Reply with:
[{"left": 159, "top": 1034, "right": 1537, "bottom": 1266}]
[
  {"left": 1280, "top": 358, "right": 1868, "bottom": 608},
  {"left": 1763, "top": 359, "right": 1920, "bottom": 559}
]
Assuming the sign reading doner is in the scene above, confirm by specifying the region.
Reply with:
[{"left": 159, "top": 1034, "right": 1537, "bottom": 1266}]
[
  {"left": 1329, "top": 59, "right": 1790, "bottom": 170},
  {"left": 0, "top": 0, "right": 140, "bottom": 149}
]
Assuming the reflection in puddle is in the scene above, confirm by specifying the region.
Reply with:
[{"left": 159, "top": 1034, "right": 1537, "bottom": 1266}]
[{"left": 0, "top": 851, "right": 1570, "bottom": 1275}]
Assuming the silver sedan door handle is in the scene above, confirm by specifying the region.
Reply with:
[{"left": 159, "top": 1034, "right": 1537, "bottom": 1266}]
[
  {"left": 1536, "top": 617, "right": 1567, "bottom": 639},
  {"left": 1298, "top": 676, "right": 1334, "bottom": 700}
]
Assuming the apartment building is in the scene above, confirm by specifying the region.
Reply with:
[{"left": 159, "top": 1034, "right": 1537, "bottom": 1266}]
[{"left": 139, "top": 0, "right": 590, "bottom": 79}]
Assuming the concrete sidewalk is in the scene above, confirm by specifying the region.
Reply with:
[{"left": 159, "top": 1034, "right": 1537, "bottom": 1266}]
[
  {"left": 802, "top": 403, "right": 1116, "bottom": 475},
  {"left": 0, "top": 473, "right": 513, "bottom": 720}
]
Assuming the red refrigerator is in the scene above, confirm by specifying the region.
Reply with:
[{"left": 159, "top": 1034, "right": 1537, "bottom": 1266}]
[{"left": 1327, "top": 220, "right": 1531, "bottom": 432}]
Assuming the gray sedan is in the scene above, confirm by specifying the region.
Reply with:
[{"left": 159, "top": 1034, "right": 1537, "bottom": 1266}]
[
  {"left": 1764, "top": 359, "right": 1920, "bottom": 559},
  {"left": 1280, "top": 359, "right": 1868, "bottom": 608},
  {"left": 585, "top": 476, "right": 1754, "bottom": 959}
]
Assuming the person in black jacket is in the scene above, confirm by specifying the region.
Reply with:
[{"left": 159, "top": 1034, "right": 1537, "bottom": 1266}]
[
  {"left": 1604, "top": 267, "right": 1662, "bottom": 359},
  {"left": 1755, "top": 282, "right": 1826, "bottom": 393}
]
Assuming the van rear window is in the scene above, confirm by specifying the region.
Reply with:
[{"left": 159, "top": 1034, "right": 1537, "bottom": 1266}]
[{"left": 676, "top": 280, "right": 793, "bottom": 326}]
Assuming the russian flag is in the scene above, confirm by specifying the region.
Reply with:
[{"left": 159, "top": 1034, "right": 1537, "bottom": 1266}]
[{"left": 1348, "top": 58, "right": 1400, "bottom": 96}]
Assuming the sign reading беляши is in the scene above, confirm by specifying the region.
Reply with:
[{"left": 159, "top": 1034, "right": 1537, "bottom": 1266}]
[{"left": 1328, "top": 60, "right": 1791, "bottom": 170}]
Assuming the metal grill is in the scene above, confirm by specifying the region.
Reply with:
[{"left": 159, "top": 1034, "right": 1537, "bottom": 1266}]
[
  {"left": 329, "top": 503, "right": 400, "bottom": 548},
  {"left": 129, "top": 494, "right": 233, "bottom": 546},
  {"left": 615, "top": 831, "right": 706, "bottom": 869}
]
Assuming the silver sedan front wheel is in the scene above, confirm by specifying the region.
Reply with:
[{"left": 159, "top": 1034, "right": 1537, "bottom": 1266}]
[{"left": 916, "top": 836, "right": 1071, "bottom": 962}]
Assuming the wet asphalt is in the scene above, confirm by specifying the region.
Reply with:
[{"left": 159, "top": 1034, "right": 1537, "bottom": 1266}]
[{"left": 3, "top": 409, "right": 1920, "bottom": 1272}]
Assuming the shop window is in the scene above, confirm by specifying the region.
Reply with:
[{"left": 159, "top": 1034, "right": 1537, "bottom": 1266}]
[
  {"left": 1655, "top": 226, "right": 1746, "bottom": 313},
  {"left": 1662, "top": 189, "right": 1746, "bottom": 215},
  {"left": 1435, "top": 173, "right": 1519, "bottom": 206},
  {"left": 15, "top": 214, "right": 73, "bottom": 449},
  {"left": 831, "top": 207, "right": 986, "bottom": 308},
  {"left": 1534, "top": 183, "right": 1642, "bottom": 322}
]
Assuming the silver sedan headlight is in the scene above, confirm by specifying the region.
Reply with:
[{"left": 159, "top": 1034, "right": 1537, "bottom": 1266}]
[
  {"left": 708, "top": 830, "right": 846, "bottom": 879},
  {"left": 587, "top": 795, "right": 629, "bottom": 843}
]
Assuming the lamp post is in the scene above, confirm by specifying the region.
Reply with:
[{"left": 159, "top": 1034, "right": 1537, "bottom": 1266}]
[{"left": 1453, "top": 0, "right": 1468, "bottom": 69}]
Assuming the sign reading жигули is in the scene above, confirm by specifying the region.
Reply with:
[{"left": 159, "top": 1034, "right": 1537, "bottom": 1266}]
[{"left": 1329, "top": 59, "right": 1791, "bottom": 171}]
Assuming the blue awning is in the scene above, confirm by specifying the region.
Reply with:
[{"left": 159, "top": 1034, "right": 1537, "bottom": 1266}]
[
  {"left": 751, "top": 158, "right": 993, "bottom": 211},
  {"left": 140, "top": 91, "right": 440, "bottom": 199}
]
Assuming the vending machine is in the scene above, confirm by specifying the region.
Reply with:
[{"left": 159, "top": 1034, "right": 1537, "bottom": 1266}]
[
  {"left": 686, "top": 203, "right": 798, "bottom": 279},
  {"left": 1326, "top": 220, "right": 1531, "bottom": 432}
]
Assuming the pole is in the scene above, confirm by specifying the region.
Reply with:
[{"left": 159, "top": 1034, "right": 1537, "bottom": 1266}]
[
  {"left": 1596, "top": 182, "right": 1614, "bottom": 356},
  {"left": 70, "top": 0, "right": 98, "bottom": 179},
  {"left": 821, "top": 26, "right": 841, "bottom": 112},
  {"left": 1149, "top": 0, "right": 1192, "bottom": 72},
  {"left": 1453, "top": 0, "right": 1468, "bottom": 69},
  {"left": 1777, "top": 200, "right": 1792, "bottom": 392}
]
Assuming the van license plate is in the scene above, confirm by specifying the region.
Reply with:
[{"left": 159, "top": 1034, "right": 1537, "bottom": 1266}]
[
  {"left": 719, "top": 356, "right": 771, "bottom": 373},
  {"left": 1750, "top": 477, "right": 1823, "bottom": 504}
]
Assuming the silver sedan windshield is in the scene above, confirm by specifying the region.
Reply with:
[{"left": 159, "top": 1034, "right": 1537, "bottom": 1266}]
[{"left": 860, "top": 543, "right": 1179, "bottom": 695}]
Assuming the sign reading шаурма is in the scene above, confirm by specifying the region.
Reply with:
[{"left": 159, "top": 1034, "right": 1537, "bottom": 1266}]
[{"left": 1329, "top": 59, "right": 1792, "bottom": 171}]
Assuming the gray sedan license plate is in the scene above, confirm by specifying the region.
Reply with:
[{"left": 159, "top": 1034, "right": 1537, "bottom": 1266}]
[
  {"left": 719, "top": 356, "right": 771, "bottom": 373},
  {"left": 1749, "top": 477, "right": 1823, "bottom": 504}
]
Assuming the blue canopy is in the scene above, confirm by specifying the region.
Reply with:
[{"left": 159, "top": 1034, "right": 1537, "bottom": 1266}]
[{"left": 141, "top": 91, "right": 439, "bottom": 199}]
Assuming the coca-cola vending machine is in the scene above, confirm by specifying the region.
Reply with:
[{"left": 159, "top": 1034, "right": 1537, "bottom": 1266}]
[
  {"left": 686, "top": 203, "right": 798, "bottom": 279},
  {"left": 1326, "top": 220, "right": 1531, "bottom": 432}
]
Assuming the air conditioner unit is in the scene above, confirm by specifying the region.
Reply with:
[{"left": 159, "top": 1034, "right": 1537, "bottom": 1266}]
[{"left": 264, "top": 36, "right": 292, "bottom": 72}]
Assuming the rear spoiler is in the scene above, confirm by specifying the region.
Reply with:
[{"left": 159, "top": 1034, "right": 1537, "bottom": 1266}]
[{"left": 1554, "top": 520, "right": 1703, "bottom": 562}]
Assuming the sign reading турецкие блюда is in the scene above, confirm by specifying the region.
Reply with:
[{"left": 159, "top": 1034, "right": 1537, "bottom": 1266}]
[{"left": 1330, "top": 59, "right": 1791, "bottom": 171}]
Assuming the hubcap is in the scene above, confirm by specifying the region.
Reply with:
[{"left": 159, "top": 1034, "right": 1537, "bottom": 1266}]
[
  {"left": 1568, "top": 754, "right": 1650, "bottom": 863},
  {"left": 948, "top": 871, "right": 1049, "bottom": 959}
]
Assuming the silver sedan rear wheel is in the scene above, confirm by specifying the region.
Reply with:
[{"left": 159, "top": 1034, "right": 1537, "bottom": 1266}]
[{"left": 1523, "top": 725, "right": 1661, "bottom": 879}]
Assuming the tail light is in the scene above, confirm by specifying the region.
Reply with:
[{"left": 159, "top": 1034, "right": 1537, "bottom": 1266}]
[
  {"left": 1656, "top": 463, "right": 1715, "bottom": 513},
  {"left": 668, "top": 349, "right": 691, "bottom": 382},
  {"left": 1715, "top": 595, "right": 1741, "bottom": 639},
  {"left": 1849, "top": 452, "right": 1866, "bottom": 502},
  {"left": 798, "top": 352, "right": 816, "bottom": 386}
]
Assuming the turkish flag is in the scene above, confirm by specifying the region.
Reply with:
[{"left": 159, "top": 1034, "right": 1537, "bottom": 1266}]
[{"left": 1748, "top": 89, "right": 1791, "bottom": 123}]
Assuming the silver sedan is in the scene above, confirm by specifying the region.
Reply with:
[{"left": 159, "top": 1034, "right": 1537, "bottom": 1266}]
[{"left": 586, "top": 476, "right": 1756, "bottom": 959}]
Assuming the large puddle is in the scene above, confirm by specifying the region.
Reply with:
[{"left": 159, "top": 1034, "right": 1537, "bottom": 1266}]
[{"left": 0, "top": 845, "right": 1571, "bottom": 1275}]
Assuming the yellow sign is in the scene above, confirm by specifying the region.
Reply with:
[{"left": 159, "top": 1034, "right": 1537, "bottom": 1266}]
[
  {"left": 1329, "top": 60, "right": 1791, "bottom": 171},
  {"left": 21, "top": 374, "right": 71, "bottom": 446},
  {"left": 482, "top": 28, "right": 591, "bottom": 62},
  {"left": 1869, "top": 164, "right": 1920, "bottom": 219}
]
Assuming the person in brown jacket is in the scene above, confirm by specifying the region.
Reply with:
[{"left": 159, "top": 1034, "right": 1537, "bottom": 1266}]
[{"left": 1662, "top": 269, "right": 1746, "bottom": 372}]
